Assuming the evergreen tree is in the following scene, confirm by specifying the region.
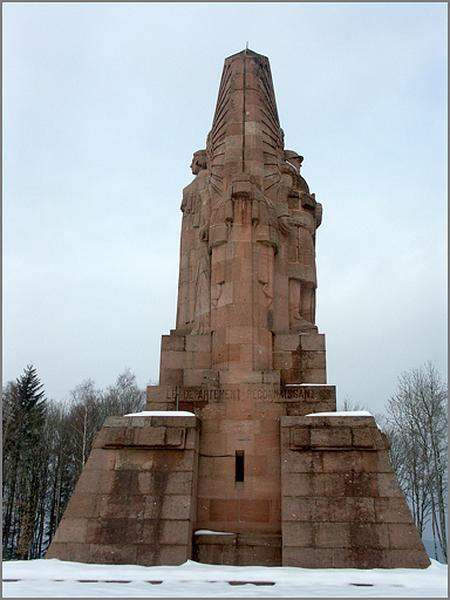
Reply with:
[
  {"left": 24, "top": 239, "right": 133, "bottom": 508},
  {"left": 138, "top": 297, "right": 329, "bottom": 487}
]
[{"left": 3, "top": 365, "right": 47, "bottom": 559}]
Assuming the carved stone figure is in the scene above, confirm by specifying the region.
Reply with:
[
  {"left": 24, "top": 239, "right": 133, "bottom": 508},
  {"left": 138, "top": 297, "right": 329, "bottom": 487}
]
[
  {"left": 278, "top": 150, "right": 321, "bottom": 330},
  {"left": 177, "top": 150, "right": 210, "bottom": 331}
]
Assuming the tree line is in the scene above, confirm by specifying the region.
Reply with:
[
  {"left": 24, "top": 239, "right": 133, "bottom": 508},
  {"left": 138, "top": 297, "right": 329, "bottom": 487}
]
[
  {"left": 384, "top": 362, "right": 448, "bottom": 563},
  {"left": 2, "top": 362, "right": 448, "bottom": 562},
  {"left": 2, "top": 366, "right": 146, "bottom": 560}
]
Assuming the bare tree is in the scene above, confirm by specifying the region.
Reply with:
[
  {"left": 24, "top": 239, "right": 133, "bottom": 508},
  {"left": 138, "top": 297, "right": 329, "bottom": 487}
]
[
  {"left": 3, "top": 367, "right": 146, "bottom": 559},
  {"left": 101, "top": 368, "right": 146, "bottom": 417},
  {"left": 339, "top": 396, "right": 367, "bottom": 412},
  {"left": 386, "top": 362, "right": 448, "bottom": 561}
]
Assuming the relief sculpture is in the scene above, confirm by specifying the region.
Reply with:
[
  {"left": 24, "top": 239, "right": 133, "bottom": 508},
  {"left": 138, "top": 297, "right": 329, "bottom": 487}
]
[
  {"left": 177, "top": 150, "right": 211, "bottom": 332},
  {"left": 277, "top": 150, "right": 322, "bottom": 331}
]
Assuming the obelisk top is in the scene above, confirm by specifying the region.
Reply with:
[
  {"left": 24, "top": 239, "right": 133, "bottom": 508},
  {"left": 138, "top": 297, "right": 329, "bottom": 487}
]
[{"left": 207, "top": 48, "right": 282, "bottom": 188}]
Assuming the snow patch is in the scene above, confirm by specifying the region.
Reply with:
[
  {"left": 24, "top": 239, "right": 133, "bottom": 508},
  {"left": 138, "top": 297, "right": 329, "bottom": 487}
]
[
  {"left": 285, "top": 383, "right": 335, "bottom": 387},
  {"left": 194, "top": 529, "right": 235, "bottom": 536},
  {"left": 2, "top": 558, "right": 447, "bottom": 598},
  {"left": 305, "top": 410, "right": 373, "bottom": 417},
  {"left": 124, "top": 411, "right": 195, "bottom": 417}
]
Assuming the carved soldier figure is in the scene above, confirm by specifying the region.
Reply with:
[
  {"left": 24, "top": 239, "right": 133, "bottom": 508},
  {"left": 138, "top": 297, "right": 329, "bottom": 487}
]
[
  {"left": 278, "top": 150, "right": 322, "bottom": 331},
  {"left": 177, "top": 150, "right": 211, "bottom": 332}
]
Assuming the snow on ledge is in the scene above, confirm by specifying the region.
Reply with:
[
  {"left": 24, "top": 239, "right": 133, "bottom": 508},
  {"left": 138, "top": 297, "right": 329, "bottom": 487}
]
[
  {"left": 124, "top": 410, "right": 195, "bottom": 417},
  {"left": 194, "top": 529, "right": 235, "bottom": 536},
  {"left": 285, "top": 383, "right": 335, "bottom": 387},
  {"left": 305, "top": 410, "right": 373, "bottom": 417}
]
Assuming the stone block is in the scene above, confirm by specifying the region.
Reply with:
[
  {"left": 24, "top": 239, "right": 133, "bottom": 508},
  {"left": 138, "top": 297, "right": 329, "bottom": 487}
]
[
  {"left": 322, "top": 450, "right": 362, "bottom": 472},
  {"left": 290, "top": 426, "right": 311, "bottom": 448},
  {"left": 209, "top": 499, "right": 239, "bottom": 522},
  {"left": 185, "top": 334, "right": 211, "bottom": 352},
  {"left": 238, "top": 499, "right": 271, "bottom": 523},
  {"left": 273, "top": 351, "right": 293, "bottom": 370},
  {"left": 194, "top": 533, "right": 237, "bottom": 546},
  {"left": 141, "top": 519, "right": 191, "bottom": 545},
  {"left": 146, "top": 385, "right": 177, "bottom": 406},
  {"left": 377, "top": 473, "right": 404, "bottom": 497},
  {"left": 301, "top": 368, "right": 327, "bottom": 383},
  {"left": 282, "top": 473, "right": 313, "bottom": 497},
  {"left": 343, "top": 472, "right": 378, "bottom": 497},
  {"left": 301, "top": 351, "right": 326, "bottom": 371},
  {"left": 383, "top": 549, "right": 430, "bottom": 569},
  {"left": 75, "top": 470, "right": 115, "bottom": 495},
  {"left": 349, "top": 523, "right": 389, "bottom": 549},
  {"left": 388, "top": 524, "right": 424, "bottom": 549},
  {"left": 86, "top": 517, "right": 141, "bottom": 546},
  {"left": 98, "top": 494, "right": 145, "bottom": 519},
  {"left": 52, "top": 518, "right": 88, "bottom": 544},
  {"left": 133, "top": 427, "right": 166, "bottom": 447},
  {"left": 336, "top": 497, "right": 375, "bottom": 523},
  {"left": 184, "top": 369, "right": 219, "bottom": 386},
  {"left": 160, "top": 368, "right": 183, "bottom": 386},
  {"left": 149, "top": 415, "right": 198, "bottom": 429},
  {"left": 299, "top": 334, "right": 326, "bottom": 352},
  {"left": 144, "top": 494, "right": 192, "bottom": 520},
  {"left": 283, "top": 547, "right": 334, "bottom": 568},
  {"left": 245, "top": 455, "right": 268, "bottom": 477},
  {"left": 161, "top": 351, "right": 186, "bottom": 370},
  {"left": 374, "top": 497, "right": 414, "bottom": 524},
  {"left": 234, "top": 544, "right": 281, "bottom": 566},
  {"left": 158, "top": 544, "right": 190, "bottom": 565},
  {"left": 310, "top": 427, "right": 352, "bottom": 448},
  {"left": 376, "top": 450, "right": 395, "bottom": 472},
  {"left": 304, "top": 415, "right": 375, "bottom": 429},
  {"left": 138, "top": 470, "right": 194, "bottom": 496},
  {"left": 359, "top": 451, "right": 380, "bottom": 472},
  {"left": 348, "top": 548, "right": 386, "bottom": 569},
  {"left": 46, "top": 542, "right": 87, "bottom": 563},
  {"left": 352, "top": 428, "right": 377, "bottom": 448},
  {"left": 281, "top": 450, "right": 314, "bottom": 473},
  {"left": 161, "top": 335, "right": 185, "bottom": 351},
  {"left": 185, "top": 351, "right": 212, "bottom": 369},
  {"left": 165, "top": 427, "right": 185, "bottom": 447},
  {"left": 314, "top": 523, "right": 351, "bottom": 548},
  {"left": 282, "top": 497, "right": 315, "bottom": 522},
  {"left": 96, "top": 427, "right": 135, "bottom": 449},
  {"left": 312, "top": 473, "right": 346, "bottom": 497},
  {"left": 282, "top": 522, "right": 313, "bottom": 547},
  {"left": 273, "top": 334, "right": 300, "bottom": 352},
  {"left": 114, "top": 449, "right": 155, "bottom": 471},
  {"left": 89, "top": 543, "right": 138, "bottom": 565},
  {"left": 63, "top": 494, "right": 100, "bottom": 519}
]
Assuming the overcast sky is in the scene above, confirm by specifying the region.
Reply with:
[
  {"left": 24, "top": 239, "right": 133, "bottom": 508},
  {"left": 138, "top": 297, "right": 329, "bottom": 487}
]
[{"left": 4, "top": 2, "right": 447, "bottom": 413}]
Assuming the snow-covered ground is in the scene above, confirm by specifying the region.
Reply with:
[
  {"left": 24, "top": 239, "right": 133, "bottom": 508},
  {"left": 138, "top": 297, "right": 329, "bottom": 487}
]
[{"left": 2, "top": 558, "right": 447, "bottom": 597}]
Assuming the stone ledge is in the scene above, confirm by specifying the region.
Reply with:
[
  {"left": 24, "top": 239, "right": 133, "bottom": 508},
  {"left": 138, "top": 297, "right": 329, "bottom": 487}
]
[{"left": 281, "top": 415, "right": 377, "bottom": 428}]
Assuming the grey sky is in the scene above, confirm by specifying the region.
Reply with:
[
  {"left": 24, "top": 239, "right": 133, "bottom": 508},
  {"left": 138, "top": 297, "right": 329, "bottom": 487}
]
[{"left": 4, "top": 2, "right": 447, "bottom": 414}]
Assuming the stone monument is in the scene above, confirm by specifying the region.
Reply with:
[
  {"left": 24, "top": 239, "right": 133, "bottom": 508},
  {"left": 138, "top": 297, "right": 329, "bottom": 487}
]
[{"left": 47, "top": 49, "right": 430, "bottom": 569}]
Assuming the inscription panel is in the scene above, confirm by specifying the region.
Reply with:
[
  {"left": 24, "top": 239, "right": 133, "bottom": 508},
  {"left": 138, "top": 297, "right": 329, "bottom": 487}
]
[{"left": 164, "top": 385, "right": 336, "bottom": 403}]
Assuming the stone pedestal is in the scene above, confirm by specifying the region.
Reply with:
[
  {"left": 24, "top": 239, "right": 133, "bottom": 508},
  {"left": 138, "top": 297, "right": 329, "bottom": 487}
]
[
  {"left": 280, "top": 415, "right": 430, "bottom": 568},
  {"left": 46, "top": 414, "right": 200, "bottom": 565}
]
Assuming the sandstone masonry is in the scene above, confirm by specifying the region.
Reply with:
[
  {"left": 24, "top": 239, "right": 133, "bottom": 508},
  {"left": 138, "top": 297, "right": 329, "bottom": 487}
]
[{"left": 47, "top": 49, "right": 429, "bottom": 569}]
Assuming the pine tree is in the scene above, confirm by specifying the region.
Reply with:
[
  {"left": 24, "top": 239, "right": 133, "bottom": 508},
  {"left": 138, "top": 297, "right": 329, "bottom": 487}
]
[{"left": 2, "top": 365, "right": 47, "bottom": 559}]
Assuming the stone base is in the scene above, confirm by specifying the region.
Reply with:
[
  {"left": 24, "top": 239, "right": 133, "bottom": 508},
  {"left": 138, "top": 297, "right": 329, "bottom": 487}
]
[
  {"left": 194, "top": 532, "right": 282, "bottom": 566},
  {"left": 46, "top": 414, "right": 200, "bottom": 565},
  {"left": 280, "top": 415, "right": 430, "bottom": 569},
  {"left": 47, "top": 388, "right": 429, "bottom": 569}
]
